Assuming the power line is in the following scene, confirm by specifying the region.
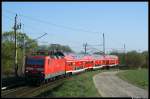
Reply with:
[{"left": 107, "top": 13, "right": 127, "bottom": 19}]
[
  {"left": 25, "top": 33, "right": 48, "bottom": 46},
  {"left": 4, "top": 10, "right": 105, "bottom": 52},
  {"left": 106, "top": 33, "right": 124, "bottom": 48},
  {"left": 4, "top": 9, "right": 101, "bottom": 34},
  {"left": 2, "top": 15, "right": 14, "bottom": 21},
  {"left": 4, "top": 9, "right": 127, "bottom": 54},
  {"left": 88, "top": 44, "right": 103, "bottom": 47},
  {"left": 33, "top": 33, "right": 48, "bottom": 41},
  {"left": 2, "top": 14, "right": 46, "bottom": 34}
]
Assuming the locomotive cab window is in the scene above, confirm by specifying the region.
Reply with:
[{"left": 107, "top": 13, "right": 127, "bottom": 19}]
[
  {"left": 26, "top": 58, "right": 44, "bottom": 66},
  {"left": 49, "top": 51, "right": 65, "bottom": 59}
]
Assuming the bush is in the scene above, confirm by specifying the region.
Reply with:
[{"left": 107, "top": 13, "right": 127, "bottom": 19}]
[{"left": 110, "top": 50, "right": 148, "bottom": 69}]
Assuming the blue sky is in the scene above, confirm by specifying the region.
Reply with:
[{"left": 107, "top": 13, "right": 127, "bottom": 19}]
[{"left": 2, "top": 2, "right": 148, "bottom": 53}]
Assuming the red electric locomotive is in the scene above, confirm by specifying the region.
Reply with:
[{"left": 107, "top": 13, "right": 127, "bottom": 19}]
[{"left": 25, "top": 50, "right": 66, "bottom": 84}]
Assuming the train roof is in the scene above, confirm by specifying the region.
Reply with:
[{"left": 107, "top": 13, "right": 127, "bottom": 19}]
[
  {"left": 64, "top": 53, "right": 119, "bottom": 61},
  {"left": 64, "top": 55, "right": 75, "bottom": 60},
  {"left": 104, "top": 55, "right": 119, "bottom": 59}
]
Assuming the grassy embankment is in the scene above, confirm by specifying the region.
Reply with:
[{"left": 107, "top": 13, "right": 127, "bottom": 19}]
[
  {"left": 36, "top": 69, "right": 104, "bottom": 97},
  {"left": 117, "top": 68, "right": 148, "bottom": 89}
]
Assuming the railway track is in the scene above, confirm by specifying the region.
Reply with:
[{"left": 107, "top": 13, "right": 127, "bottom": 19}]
[{"left": 1, "top": 78, "right": 65, "bottom": 98}]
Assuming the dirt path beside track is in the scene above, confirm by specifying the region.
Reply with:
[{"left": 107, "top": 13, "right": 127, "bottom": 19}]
[{"left": 93, "top": 71, "right": 148, "bottom": 98}]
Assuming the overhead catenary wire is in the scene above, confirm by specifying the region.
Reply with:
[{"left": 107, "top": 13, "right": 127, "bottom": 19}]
[
  {"left": 2, "top": 14, "right": 14, "bottom": 21},
  {"left": 3, "top": 10, "right": 101, "bottom": 46},
  {"left": 3, "top": 17, "right": 47, "bottom": 42},
  {"left": 4, "top": 9, "right": 126, "bottom": 49},
  {"left": 2, "top": 15, "right": 15, "bottom": 31},
  {"left": 3, "top": 9, "right": 127, "bottom": 53},
  {"left": 3, "top": 14, "right": 47, "bottom": 35},
  {"left": 3, "top": 14, "right": 50, "bottom": 45},
  {"left": 4, "top": 10, "right": 105, "bottom": 47},
  {"left": 25, "top": 33, "right": 48, "bottom": 46},
  {"left": 4, "top": 9, "right": 101, "bottom": 34},
  {"left": 33, "top": 33, "right": 48, "bottom": 41},
  {"left": 106, "top": 32, "right": 124, "bottom": 48}
]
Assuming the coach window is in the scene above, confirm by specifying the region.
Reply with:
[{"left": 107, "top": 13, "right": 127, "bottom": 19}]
[
  {"left": 47, "top": 60, "right": 49, "bottom": 65},
  {"left": 68, "top": 62, "right": 72, "bottom": 66},
  {"left": 68, "top": 63, "right": 70, "bottom": 66}
]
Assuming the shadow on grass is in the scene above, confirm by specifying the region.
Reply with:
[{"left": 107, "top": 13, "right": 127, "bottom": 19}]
[{"left": 35, "top": 83, "right": 64, "bottom": 97}]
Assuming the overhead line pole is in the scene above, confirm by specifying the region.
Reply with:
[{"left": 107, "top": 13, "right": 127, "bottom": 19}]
[
  {"left": 22, "top": 34, "right": 25, "bottom": 75},
  {"left": 14, "top": 14, "right": 18, "bottom": 77},
  {"left": 124, "top": 44, "right": 126, "bottom": 65},
  {"left": 103, "top": 33, "right": 105, "bottom": 57},
  {"left": 14, "top": 14, "right": 21, "bottom": 77},
  {"left": 83, "top": 43, "right": 87, "bottom": 55},
  {"left": 85, "top": 43, "right": 87, "bottom": 55}
]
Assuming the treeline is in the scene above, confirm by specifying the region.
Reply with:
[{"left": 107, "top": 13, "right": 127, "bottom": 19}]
[
  {"left": 2, "top": 31, "right": 38, "bottom": 77},
  {"left": 37, "top": 44, "right": 73, "bottom": 53},
  {"left": 2, "top": 31, "right": 148, "bottom": 77},
  {"left": 109, "top": 50, "right": 148, "bottom": 68},
  {"left": 2, "top": 31, "right": 73, "bottom": 77}
]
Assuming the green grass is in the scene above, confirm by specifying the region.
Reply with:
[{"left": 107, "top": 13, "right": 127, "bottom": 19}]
[
  {"left": 117, "top": 69, "right": 148, "bottom": 89},
  {"left": 36, "top": 70, "right": 103, "bottom": 97}
]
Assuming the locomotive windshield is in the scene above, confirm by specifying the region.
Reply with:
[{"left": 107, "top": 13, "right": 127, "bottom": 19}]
[{"left": 26, "top": 58, "right": 44, "bottom": 66}]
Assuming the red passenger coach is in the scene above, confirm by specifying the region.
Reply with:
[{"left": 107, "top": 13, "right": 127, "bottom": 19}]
[
  {"left": 93, "top": 55, "right": 105, "bottom": 69},
  {"left": 113, "top": 55, "right": 119, "bottom": 66},
  {"left": 103, "top": 55, "right": 119, "bottom": 67},
  {"left": 104, "top": 55, "right": 111, "bottom": 67},
  {"left": 73, "top": 54, "right": 85, "bottom": 74},
  {"left": 82, "top": 55, "right": 94, "bottom": 70},
  {"left": 64, "top": 54, "right": 76, "bottom": 75},
  {"left": 64, "top": 54, "right": 85, "bottom": 74}
]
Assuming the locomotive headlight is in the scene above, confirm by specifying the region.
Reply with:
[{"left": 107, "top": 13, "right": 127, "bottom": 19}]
[{"left": 41, "top": 71, "right": 44, "bottom": 73}]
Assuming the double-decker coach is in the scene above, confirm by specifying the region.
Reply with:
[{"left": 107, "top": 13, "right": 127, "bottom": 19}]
[
  {"left": 74, "top": 54, "right": 85, "bottom": 74},
  {"left": 64, "top": 53, "right": 76, "bottom": 75},
  {"left": 82, "top": 55, "right": 94, "bottom": 70},
  {"left": 93, "top": 55, "right": 104, "bottom": 69},
  {"left": 65, "top": 54, "right": 85, "bottom": 74},
  {"left": 104, "top": 55, "right": 119, "bottom": 67}
]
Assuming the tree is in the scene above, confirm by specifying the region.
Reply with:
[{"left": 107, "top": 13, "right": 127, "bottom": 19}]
[
  {"left": 109, "top": 51, "right": 125, "bottom": 65},
  {"left": 48, "top": 44, "right": 74, "bottom": 53},
  {"left": 141, "top": 51, "right": 149, "bottom": 68},
  {"left": 2, "top": 31, "right": 38, "bottom": 77},
  {"left": 126, "top": 51, "right": 145, "bottom": 68},
  {"left": 37, "top": 45, "right": 49, "bottom": 50},
  {"left": 93, "top": 51, "right": 104, "bottom": 55},
  {"left": 102, "top": 50, "right": 148, "bottom": 69}
]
